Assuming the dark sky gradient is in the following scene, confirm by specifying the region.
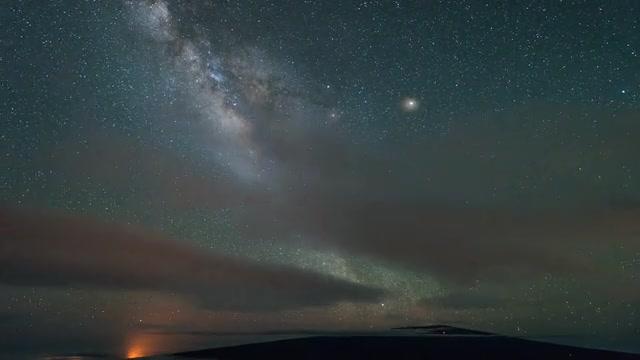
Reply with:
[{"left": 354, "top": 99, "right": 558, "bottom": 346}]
[{"left": 2, "top": 0, "right": 640, "bottom": 358}]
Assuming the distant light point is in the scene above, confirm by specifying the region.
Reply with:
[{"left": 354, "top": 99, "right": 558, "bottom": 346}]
[
  {"left": 327, "top": 109, "right": 341, "bottom": 123},
  {"left": 401, "top": 97, "right": 419, "bottom": 112}
]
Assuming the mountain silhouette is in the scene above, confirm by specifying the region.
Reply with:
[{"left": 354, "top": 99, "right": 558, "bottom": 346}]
[{"left": 166, "top": 325, "right": 640, "bottom": 360}]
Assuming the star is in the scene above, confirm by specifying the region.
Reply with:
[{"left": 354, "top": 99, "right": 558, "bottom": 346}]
[{"left": 401, "top": 97, "right": 419, "bottom": 112}]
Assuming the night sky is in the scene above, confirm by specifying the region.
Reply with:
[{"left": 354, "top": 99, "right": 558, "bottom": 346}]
[{"left": 2, "top": 0, "right": 640, "bottom": 358}]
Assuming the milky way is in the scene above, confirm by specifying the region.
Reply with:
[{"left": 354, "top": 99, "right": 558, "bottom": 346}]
[{"left": 2, "top": 0, "right": 640, "bottom": 358}]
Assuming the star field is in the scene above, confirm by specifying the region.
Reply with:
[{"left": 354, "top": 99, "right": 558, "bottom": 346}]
[{"left": 2, "top": 0, "right": 640, "bottom": 358}]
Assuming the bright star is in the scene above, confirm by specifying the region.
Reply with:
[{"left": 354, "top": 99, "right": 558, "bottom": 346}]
[{"left": 401, "top": 97, "right": 419, "bottom": 112}]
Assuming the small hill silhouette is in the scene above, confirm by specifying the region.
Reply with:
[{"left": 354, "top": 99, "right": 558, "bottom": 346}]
[{"left": 391, "top": 324, "right": 494, "bottom": 335}]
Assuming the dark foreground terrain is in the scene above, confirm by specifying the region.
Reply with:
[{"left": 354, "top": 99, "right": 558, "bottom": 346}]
[{"left": 168, "top": 326, "right": 640, "bottom": 360}]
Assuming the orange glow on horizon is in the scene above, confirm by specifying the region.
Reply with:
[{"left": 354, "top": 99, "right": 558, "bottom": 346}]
[
  {"left": 126, "top": 345, "right": 146, "bottom": 359},
  {"left": 125, "top": 331, "right": 175, "bottom": 359},
  {"left": 126, "top": 336, "right": 152, "bottom": 359}
]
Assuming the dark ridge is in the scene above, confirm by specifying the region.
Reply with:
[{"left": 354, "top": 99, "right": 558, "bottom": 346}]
[
  {"left": 391, "top": 324, "right": 494, "bottom": 335},
  {"left": 169, "top": 328, "right": 640, "bottom": 360}
]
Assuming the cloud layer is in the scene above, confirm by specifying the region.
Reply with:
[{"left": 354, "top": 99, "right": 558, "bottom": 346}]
[{"left": 0, "top": 208, "right": 384, "bottom": 311}]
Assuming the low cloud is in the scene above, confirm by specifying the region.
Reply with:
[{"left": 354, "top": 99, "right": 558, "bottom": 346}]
[{"left": 0, "top": 207, "right": 384, "bottom": 311}]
